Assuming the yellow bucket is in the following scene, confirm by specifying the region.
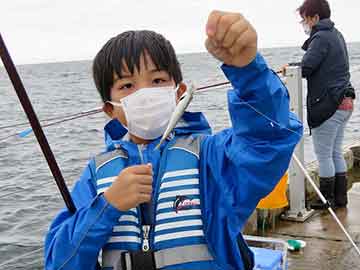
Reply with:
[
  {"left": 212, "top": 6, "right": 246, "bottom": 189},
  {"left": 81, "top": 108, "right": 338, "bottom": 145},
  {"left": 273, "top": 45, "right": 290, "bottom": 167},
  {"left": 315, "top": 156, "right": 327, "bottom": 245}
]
[{"left": 257, "top": 172, "right": 288, "bottom": 209}]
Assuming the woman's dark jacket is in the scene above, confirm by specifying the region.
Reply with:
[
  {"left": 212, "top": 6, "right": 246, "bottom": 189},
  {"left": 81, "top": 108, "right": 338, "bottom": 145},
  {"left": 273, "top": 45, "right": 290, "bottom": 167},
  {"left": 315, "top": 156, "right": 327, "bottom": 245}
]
[{"left": 301, "top": 18, "right": 355, "bottom": 129}]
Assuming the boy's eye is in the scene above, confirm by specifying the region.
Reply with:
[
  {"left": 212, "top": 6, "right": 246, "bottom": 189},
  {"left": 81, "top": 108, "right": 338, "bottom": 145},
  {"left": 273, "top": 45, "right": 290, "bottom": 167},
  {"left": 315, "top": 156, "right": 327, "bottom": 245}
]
[
  {"left": 119, "top": 83, "right": 133, "bottom": 90},
  {"left": 153, "top": 78, "right": 167, "bottom": 84}
]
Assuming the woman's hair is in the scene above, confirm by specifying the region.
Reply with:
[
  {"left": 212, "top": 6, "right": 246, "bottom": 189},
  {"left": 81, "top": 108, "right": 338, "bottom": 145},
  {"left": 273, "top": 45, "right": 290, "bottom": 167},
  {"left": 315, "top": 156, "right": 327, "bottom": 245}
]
[
  {"left": 298, "top": 0, "right": 331, "bottom": 19},
  {"left": 92, "top": 30, "right": 183, "bottom": 102}
]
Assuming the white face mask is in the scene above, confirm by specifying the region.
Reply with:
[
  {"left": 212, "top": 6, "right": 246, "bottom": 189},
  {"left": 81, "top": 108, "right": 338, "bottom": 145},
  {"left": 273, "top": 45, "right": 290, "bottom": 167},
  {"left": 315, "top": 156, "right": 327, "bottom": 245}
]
[
  {"left": 302, "top": 22, "right": 311, "bottom": 36},
  {"left": 108, "top": 86, "right": 177, "bottom": 140}
]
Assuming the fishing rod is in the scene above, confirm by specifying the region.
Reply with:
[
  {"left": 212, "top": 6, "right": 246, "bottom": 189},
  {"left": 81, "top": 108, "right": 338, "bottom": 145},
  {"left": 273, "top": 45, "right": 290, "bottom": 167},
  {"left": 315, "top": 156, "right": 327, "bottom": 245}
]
[
  {"left": 183, "top": 75, "right": 360, "bottom": 257},
  {"left": 0, "top": 69, "right": 288, "bottom": 141},
  {"left": 0, "top": 107, "right": 102, "bottom": 130},
  {"left": 0, "top": 80, "right": 237, "bottom": 203},
  {"left": 1, "top": 83, "right": 231, "bottom": 143},
  {"left": 196, "top": 81, "right": 231, "bottom": 91},
  {"left": 0, "top": 33, "right": 76, "bottom": 213},
  {"left": 292, "top": 155, "right": 360, "bottom": 256},
  {"left": 5, "top": 61, "right": 358, "bottom": 142},
  {"left": 237, "top": 91, "right": 360, "bottom": 257},
  {"left": 3, "top": 62, "right": 359, "bottom": 136},
  {"left": 0, "top": 108, "right": 102, "bottom": 143},
  {"left": 1, "top": 37, "right": 359, "bottom": 258},
  {"left": 0, "top": 34, "right": 104, "bottom": 270}
]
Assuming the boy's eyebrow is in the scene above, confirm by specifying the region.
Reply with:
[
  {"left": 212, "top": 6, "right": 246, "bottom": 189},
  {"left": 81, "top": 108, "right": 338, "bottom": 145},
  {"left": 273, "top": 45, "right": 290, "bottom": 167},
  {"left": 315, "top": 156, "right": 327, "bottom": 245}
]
[
  {"left": 149, "top": 68, "right": 163, "bottom": 73},
  {"left": 113, "top": 68, "right": 165, "bottom": 82},
  {"left": 118, "top": 74, "right": 133, "bottom": 79},
  {"left": 113, "top": 73, "right": 132, "bottom": 82}
]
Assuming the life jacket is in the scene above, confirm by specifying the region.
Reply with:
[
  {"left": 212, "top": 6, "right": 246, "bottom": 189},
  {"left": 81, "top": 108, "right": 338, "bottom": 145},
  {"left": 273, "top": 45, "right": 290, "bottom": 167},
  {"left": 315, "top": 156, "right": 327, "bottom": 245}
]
[{"left": 94, "top": 135, "right": 218, "bottom": 269}]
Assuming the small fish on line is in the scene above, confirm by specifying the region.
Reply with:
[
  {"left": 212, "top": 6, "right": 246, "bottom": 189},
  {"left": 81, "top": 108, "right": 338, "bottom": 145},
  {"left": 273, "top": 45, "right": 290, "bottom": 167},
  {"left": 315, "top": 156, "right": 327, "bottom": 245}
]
[{"left": 155, "top": 83, "right": 195, "bottom": 150}]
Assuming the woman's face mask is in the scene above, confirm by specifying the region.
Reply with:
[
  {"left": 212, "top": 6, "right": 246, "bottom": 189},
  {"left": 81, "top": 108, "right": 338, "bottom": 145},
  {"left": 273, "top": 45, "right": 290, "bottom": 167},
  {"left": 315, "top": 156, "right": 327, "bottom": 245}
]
[
  {"left": 302, "top": 22, "right": 312, "bottom": 36},
  {"left": 300, "top": 15, "right": 320, "bottom": 36}
]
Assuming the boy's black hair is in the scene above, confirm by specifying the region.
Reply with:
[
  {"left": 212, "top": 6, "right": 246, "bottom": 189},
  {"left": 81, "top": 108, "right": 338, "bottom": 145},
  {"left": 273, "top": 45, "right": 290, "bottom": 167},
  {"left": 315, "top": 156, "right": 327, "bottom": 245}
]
[{"left": 92, "top": 30, "right": 183, "bottom": 102}]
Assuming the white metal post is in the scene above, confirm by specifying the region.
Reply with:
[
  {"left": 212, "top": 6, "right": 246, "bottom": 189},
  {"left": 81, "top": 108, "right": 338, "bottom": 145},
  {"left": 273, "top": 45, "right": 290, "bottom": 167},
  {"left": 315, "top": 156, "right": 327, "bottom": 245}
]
[{"left": 281, "top": 66, "right": 315, "bottom": 222}]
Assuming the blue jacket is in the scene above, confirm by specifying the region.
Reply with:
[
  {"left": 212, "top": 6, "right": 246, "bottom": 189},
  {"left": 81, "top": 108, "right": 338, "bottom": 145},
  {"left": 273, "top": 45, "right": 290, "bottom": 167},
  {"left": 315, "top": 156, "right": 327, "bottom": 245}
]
[{"left": 44, "top": 53, "right": 303, "bottom": 270}]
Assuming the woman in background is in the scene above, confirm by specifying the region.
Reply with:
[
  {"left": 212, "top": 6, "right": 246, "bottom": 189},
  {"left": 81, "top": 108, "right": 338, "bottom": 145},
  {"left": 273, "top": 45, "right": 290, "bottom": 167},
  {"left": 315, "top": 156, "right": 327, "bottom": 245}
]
[{"left": 298, "top": 0, "right": 355, "bottom": 209}]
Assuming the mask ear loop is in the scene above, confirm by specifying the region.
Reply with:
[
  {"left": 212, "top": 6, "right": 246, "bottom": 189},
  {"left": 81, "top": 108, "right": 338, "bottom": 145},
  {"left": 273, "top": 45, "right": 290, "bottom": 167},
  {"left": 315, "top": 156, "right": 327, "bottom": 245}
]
[
  {"left": 175, "top": 83, "right": 190, "bottom": 102},
  {"left": 105, "top": 100, "right": 130, "bottom": 132},
  {"left": 173, "top": 84, "right": 180, "bottom": 97},
  {"left": 106, "top": 100, "right": 122, "bottom": 107}
]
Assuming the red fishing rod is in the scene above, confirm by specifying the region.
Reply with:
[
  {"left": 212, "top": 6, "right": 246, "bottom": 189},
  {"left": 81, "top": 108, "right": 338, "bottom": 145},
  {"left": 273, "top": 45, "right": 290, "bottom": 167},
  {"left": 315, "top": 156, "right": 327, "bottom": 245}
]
[
  {"left": 0, "top": 33, "right": 76, "bottom": 213},
  {"left": 0, "top": 34, "right": 104, "bottom": 269}
]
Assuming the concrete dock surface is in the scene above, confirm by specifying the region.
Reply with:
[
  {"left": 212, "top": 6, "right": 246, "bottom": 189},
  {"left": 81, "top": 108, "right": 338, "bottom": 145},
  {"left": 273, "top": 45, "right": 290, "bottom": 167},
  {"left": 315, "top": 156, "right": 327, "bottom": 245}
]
[{"left": 262, "top": 183, "right": 360, "bottom": 269}]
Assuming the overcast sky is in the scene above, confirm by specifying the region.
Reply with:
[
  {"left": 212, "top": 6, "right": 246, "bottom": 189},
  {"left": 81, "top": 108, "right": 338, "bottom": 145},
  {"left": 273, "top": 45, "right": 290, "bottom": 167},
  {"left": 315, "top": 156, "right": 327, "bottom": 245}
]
[{"left": 1, "top": 0, "right": 359, "bottom": 64}]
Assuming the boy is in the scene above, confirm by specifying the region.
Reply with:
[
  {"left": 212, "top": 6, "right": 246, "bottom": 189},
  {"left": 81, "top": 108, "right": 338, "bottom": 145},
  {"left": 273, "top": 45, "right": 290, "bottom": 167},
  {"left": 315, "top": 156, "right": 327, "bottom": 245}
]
[{"left": 45, "top": 10, "right": 302, "bottom": 270}]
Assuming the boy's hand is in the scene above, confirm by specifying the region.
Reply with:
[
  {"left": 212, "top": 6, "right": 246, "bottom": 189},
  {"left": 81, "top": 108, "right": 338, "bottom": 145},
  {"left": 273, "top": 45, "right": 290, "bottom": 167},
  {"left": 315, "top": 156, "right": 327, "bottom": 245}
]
[
  {"left": 104, "top": 164, "right": 153, "bottom": 211},
  {"left": 205, "top": 10, "right": 257, "bottom": 67}
]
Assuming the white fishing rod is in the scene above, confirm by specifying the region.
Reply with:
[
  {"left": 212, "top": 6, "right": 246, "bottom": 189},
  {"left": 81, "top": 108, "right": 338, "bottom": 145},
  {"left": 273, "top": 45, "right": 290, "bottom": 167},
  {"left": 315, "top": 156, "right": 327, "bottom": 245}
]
[
  {"left": 292, "top": 154, "right": 360, "bottom": 257},
  {"left": 3, "top": 72, "right": 360, "bottom": 258},
  {"left": 238, "top": 91, "right": 360, "bottom": 258},
  {"left": 231, "top": 83, "right": 360, "bottom": 258}
]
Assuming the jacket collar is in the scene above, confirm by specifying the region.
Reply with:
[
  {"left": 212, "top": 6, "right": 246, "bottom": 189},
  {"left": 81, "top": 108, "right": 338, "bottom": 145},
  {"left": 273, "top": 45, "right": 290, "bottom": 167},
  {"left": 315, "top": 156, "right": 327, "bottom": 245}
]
[
  {"left": 302, "top": 18, "right": 335, "bottom": 51},
  {"left": 103, "top": 111, "right": 212, "bottom": 151}
]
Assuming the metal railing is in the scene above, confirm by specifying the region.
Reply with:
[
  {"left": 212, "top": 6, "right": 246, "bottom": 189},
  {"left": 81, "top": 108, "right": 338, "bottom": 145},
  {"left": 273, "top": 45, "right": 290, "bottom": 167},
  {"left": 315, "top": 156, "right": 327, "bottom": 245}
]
[{"left": 281, "top": 66, "right": 315, "bottom": 222}]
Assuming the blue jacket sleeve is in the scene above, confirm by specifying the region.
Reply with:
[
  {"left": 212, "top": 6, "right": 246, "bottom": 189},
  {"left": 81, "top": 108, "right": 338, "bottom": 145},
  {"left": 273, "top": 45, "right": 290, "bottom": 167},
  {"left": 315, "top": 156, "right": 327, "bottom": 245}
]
[
  {"left": 44, "top": 159, "right": 123, "bottom": 270},
  {"left": 200, "top": 53, "right": 303, "bottom": 227},
  {"left": 199, "top": 53, "right": 302, "bottom": 269},
  {"left": 301, "top": 35, "right": 329, "bottom": 78}
]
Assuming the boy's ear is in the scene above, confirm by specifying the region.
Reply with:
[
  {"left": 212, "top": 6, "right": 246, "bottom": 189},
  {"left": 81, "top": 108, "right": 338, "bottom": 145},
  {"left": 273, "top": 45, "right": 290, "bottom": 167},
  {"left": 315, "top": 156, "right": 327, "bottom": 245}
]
[
  {"left": 176, "top": 83, "right": 187, "bottom": 101},
  {"left": 103, "top": 102, "right": 114, "bottom": 118}
]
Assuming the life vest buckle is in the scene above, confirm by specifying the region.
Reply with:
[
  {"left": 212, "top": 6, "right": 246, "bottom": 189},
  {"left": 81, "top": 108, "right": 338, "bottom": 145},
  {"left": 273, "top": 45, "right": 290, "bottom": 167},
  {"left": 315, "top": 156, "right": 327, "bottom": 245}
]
[{"left": 121, "top": 250, "right": 156, "bottom": 270}]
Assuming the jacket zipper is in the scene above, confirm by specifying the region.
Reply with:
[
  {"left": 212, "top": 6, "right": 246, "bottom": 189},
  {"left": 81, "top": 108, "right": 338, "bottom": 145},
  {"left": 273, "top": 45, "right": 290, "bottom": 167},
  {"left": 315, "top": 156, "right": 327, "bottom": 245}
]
[
  {"left": 137, "top": 144, "right": 151, "bottom": 252},
  {"left": 137, "top": 142, "right": 171, "bottom": 250},
  {"left": 150, "top": 140, "right": 174, "bottom": 248},
  {"left": 142, "top": 225, "right": 150, "bottom": 251}
]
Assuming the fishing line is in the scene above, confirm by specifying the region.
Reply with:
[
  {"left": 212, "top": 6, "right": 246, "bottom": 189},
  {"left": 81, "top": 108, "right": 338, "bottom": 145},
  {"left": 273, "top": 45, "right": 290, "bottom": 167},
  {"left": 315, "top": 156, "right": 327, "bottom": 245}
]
[
  {"left": 0, "top": 33, "right": 76, "bottom": 213},
  {"left": 196, "top": 81, "right": 231, "bottom": 92},
  {"left": 0, "top": 73, "right": 295, "bottom": 143},
  {"left": 0, "top": 109, "right": 102, "bottom": 143},
  {"left": 1, "top": 60, "right": 359, "bottom": 256},
  {"left": 0, "top": 247, "right": 44, "bottom": 268},
  {"left": 0, "top": 181, "right": 60, "bottom": 200},
  {"left": 238, "top": 97, "right": 303, "bottom": 137},
  {"left": 234, "top": 92, "right": 360, "bottom": 257},
  {"left": 0, "top": 78, "right": 301, "bottom": 201},
  {"left": 0, "top": 107, "right": 102, "bottom": 130},
  {"left": 2, "top": 63, "right": 358, "bottom": 136},
  {"left": 293, "top": 155, "right": 360, "bottom": 257},
  {"left": 236, "top": 91, "right": 360, "bottom": 257},
  {"left": 194, "top": 78, "right": 360, "bottom": 257}
]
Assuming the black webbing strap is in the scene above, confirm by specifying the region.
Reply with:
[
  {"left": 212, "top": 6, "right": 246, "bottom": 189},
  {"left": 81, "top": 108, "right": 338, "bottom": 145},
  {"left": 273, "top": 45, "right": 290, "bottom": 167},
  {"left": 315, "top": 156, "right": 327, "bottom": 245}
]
[{"left": 140, "top": 203, "right": 153, "bottom": 225}]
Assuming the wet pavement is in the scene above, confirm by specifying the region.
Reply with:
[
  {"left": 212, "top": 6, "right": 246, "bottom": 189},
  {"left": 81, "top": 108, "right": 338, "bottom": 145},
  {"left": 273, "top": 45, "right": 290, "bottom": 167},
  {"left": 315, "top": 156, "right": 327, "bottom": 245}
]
[{"left": 264, "top": 183, "right": 360, "bottom": 269}]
